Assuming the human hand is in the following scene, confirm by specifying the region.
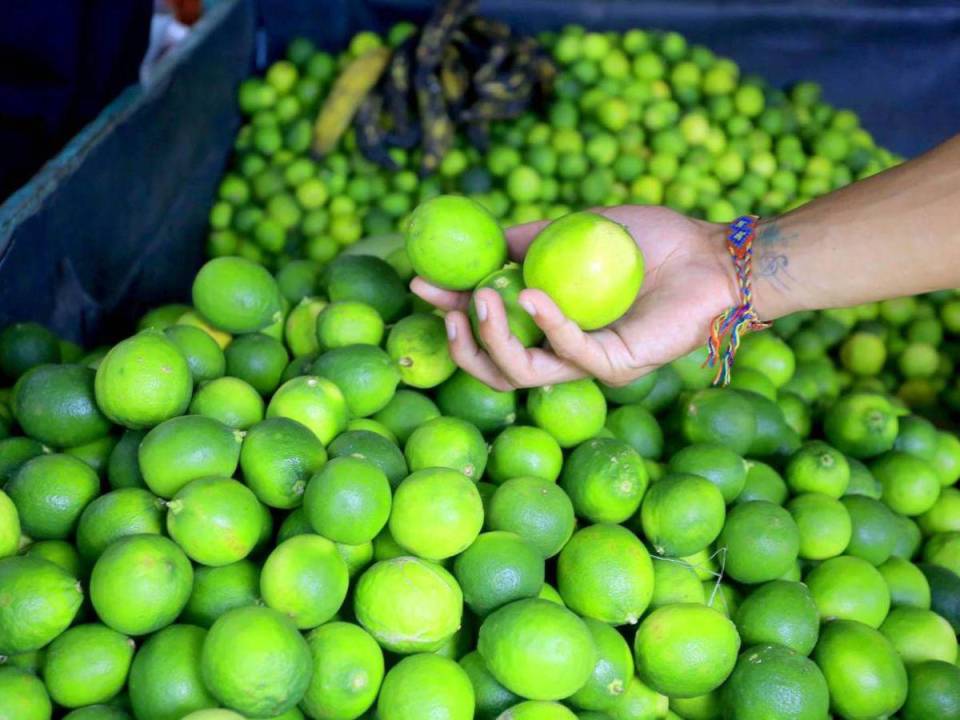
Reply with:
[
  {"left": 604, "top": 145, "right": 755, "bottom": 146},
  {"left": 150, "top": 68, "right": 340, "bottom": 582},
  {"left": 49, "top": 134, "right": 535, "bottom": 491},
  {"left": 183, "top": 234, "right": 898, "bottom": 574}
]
[{"left": 410, "top": 205, "right": 738, "bottom": 390}]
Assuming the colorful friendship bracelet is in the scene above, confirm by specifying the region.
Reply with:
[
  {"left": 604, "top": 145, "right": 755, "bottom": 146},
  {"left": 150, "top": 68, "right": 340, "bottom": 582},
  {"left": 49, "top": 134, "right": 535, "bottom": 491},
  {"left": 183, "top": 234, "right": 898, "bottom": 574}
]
[{"left": 705, "top": 214, "right": 772, "bottom": 385}]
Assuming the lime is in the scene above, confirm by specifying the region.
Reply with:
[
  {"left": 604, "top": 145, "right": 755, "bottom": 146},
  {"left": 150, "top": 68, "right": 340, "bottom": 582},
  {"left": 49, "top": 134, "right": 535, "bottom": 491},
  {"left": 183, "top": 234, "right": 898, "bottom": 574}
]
[
  {"left": 721, "top": 644, "right": 829, "bottom": 720},
  {"left": 181, "top": 711, "right": 244, "bottom": 720},
  {"left": 321, "top": 254, "right": 408, "bottom": 323},
  {"left": 43, "top": 623, "right": 134, "bottom": 708},
  {"left": 181, "top": 560, "right": 260, "bottom": 628},
  {"left": 734, "top": 579, "right": 820, "bottom": 656},
  {"left": 354, "top": 557, "right": 462, "bottom": 653},
  {"left": 6, "top": 453, "right": 99, "bottom": 539},
  {"left": 390, "top": 467, "right": 483, "bottom": 560},
  {"left": 641, "top": 473, "right": 725, "bottom": 557},
  {"left": 128, "top": 624, "right": 218, "bottom": 720},
  {"left": 717, "top": 501, "right": 800, "bottom": 584},
  {"left": 301, "top": 621, "right": 384, "bottom": 720},
  {"left": 900, "top": 342, "right": 940, "bottom": 378},
  {"left": 284, "top": 297, "right": 326, "bottom": 358},
  {"left": 404, "top": 416, "right": 487, "bottom": 480},
  {"left": 266, "top": 375, "right": 348, "bottom": 444},
  {"left": 735, "top": 332, "right": 796, "bottom": 387},
  {"left": 561, "top": 438, "right": 648, "bottom": 524},
  {"left": 0, "top": 666, "right": 51, "bottom": 720},
  {"left": 176, "top": 311, "right": 232, "bottom": 350},
  {"left": 813, "top": 619, "right": 907, "bottom": 720},
  {"left": 649, "top": 557, "right": 706, "bottom": 609},
  {"left": 894, "top": 414, "right": 939, "bottom": 461},
  {"left": 778, "top": 391, "right": 811, "bottom": 438},
  {"left": 0, "top": 436, "right": 45, "bottom": 486},
  {"left": 666, "top": 445, "right": 747, "bottom": 509},
  {"left": 823, "top": 392, "right": 898, "bottom": 458},
  {"left": 405, "top": 194, "right": 507, "bottom": 291},
  {"left": 844, "top": 457, "right": 882, "bottom": 499},
  {"left": 23, "top": 539, "right": 80, "bottom": 577},
  {"left": 785, "top": 441, "right": 850, "bottom": 498},
  {"left": 497, "top": 701, "right": 577, "bottom": 720},
  {"left": 76, "top": 488, "right": 164, "bottom": 561},
  {"left": 679, "top": 389, "right": 756, "bottom": 456},
  {"left": 608, "top": 676, "right": 669, "bottom": 720},
  {"left": 842, "top": 494, "right": 898, "bottom": 565},
  {"left": 558, "top": 524, "right": 654, "bottom": 625},
  {"left": 260, "top": 534, "right": 348, "bottom": 629},
  {"left": 223, "top": 333, "right": 289, "bottom": 395},
  {"left": 240, "top": 416, "right": 327, "bottom": 508},
  {"left": 344, "top": 417, "right": 398, "bottom": 442},
  {"left": 138, "top": 415, "right": 242, "bottom": 498},
  {"left": 738, "top": 389, "right": 800, "bottom": 458},
  {"left": 523, "top": 211, "right": 644, "bottom": 330},
  {"left": 487, "top": 426, "right": 563, "bottom": 484},
  {"left": 163, "top": 324, "right": 226, "bottom": 383},
  {"left": 65, "top": 432, "right": 117, "bottom": 475},
  {"left": 461, "top": 650, "right": 521, "bottom": 720},
  {"left": 95, "top": 331, "right": 193, "bottom": 429},
  {"left": 920, "top": 487, "right": 960, "bottom": 535},
  {"left": 138, "top": 303, "right": 191, "bottom": 332},
  {"left": 805, "top": 555, "right": 891, "bottom": 627},
  {"left": 167, "top": 476, "right": 262, "bottom": 566},
  {"left": 377, "top": 653, "right": 475, "bottom": 720},
  {"left": 527, "top": 379, "right": 607, "bottom": 448},
  {"left": 568, "top": 617, "right": 634, "bottom": 712},
  {"left": 335, "top": 537, "right": 377, "bottom": 576},
  {"left": 599, "top": 374, "right": 657, "bottom": 405},
  {"left": 315, "top": 301, "right": 384, "bottom": 352},
  {"left": 189, "top": 376, "right": 264, "bottom": 430},
  {"left": 787, "top": 493, "right": 852, "bottom": 560},
  {"left": 454, "top": 531, "right": 545, "bottom": 616},
  {"left": 486, "top": 476, "right": 576, "bottom": 559},
  {"left": 671, "top": 347, "right": 716, "bottom": 392},
  {"left": 192, "top": 257, "right": 283, "bottom": 333},
  {"left": 634, "top": 603, "right": 740, "bottom": 698},
  {"left": 0, "top": 322, "right": 60, "bottom": 380},
  {"left": 275, "top": 258, "right": 320, "bottom": 304},
  {"left": 201, "top": 606, "right": 312, "bottom": 717},
  {"left": 729, "top": 366, "right": 778, "bottom": 400},
  {"left": 327, "top": 429, "right": 407, "bottom": 487},
  {"left": 312, "top": 344, "right": 400, "bottom": 417},
  {"left": 0, "top": 489, "right": 19, "bottom": 558},
  {"left": 840, "top": 332, "right": 887, "bottom": 376},
  {"left": 436, "top": 370, "right": 518, "bottom": 434},
  {"left": 0, "top": 556, "right": 82, "bottom": 654},
  {"left": 879, "top": 556, "right": 931, "bottom": 610},
  {"left": 924, "top": 532, "right": 960, "bottom": 575},
  {"left": 478, "top": 598, "right": 596, "bottom": 700},
  {"left": 929, "top": 432, "right": 960, "bottom": 489},
  {"left": 737, "top": 461, "right": 788, "bottom": 504},
  {"left": 387, "top": 313, "right": 456, "bottom": 389},
  {"left": 872, "top": 451, "right": 941, "bottom": 516},
  {"left": 13, "top": 364, "right": 111, "bottom": 446},
  {"left": 372, "top": 389, "right": 441, "bottom": 444},
  {"left": 882, "top": 606, "right": 957, "bottom": 665},
  {"left": 901, "top": 660, "right": 960, "bottom": 720},
  {"left": 605, "top": 404, "right": 663, "bottom": 459},
  {"left": 469, "top": 266, "right": 544, "bottom": 348},
  {"left": 303, "top": 456, "right": 391, "bottom": 544}
]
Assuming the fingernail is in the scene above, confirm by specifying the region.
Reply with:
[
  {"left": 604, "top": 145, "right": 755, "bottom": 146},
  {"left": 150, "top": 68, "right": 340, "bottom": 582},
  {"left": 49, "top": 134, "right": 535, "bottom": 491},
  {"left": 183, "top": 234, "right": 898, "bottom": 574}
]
[
  {"left": 446, "top": 318, "right": 457, "bottom": 341},
  {"left": 476, "top": 299, "right": 488, "bottom": 322},
  {"left": 519, "top": 300, "right": 537, "bottom": 316}
]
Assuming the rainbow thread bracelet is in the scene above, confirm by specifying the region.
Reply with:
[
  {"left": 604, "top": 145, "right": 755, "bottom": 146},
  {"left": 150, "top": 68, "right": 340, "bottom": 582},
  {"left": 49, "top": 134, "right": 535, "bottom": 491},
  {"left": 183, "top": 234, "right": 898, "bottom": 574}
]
[{"left": 705, "top": 215, "right": 772, "bottom": 385}]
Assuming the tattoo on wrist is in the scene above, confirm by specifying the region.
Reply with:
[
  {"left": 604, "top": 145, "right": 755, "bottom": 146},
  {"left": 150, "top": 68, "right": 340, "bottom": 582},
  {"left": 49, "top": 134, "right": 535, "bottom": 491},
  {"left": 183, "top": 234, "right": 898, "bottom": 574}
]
[{"left": 754, "top": 219, "right": 798, "bottom": 292}]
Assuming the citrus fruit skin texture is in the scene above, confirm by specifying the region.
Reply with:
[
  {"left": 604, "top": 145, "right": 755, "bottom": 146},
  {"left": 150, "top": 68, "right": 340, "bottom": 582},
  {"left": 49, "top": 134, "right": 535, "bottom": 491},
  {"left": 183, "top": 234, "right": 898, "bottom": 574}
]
[
  {"left": 641, "top": 472, "right": 726, "bottom": 557},
  {"left": 0, "top": 321, "right": 60, "bottom": 380},
  {"left": 387, "top": 313, "right": 457, "bottom": 389},
  {"left": 163, "top": 324, "right": 226, "bottom": 383},
  {"left": 527, "top": 379, "right": 607, "bottom": 448},
  {"left": 608, "top": 675, "right": 669, "bottom": 720},
  {"left": 878, "top": 556, "right": 931, "bottom": 610},
  {"left": 557, "top": 523, "right": 654, "bottom": 625},
  {"left": 372, "top": 389, "right": 441, "bottom": 444},
  {"left": 301, "top": 621, "right": 385, "bottom": 720},
  {"left": 568, "top": 617, "right": 634, "bottom": 712},
  {"left": 806, "top": 554, "right": 891, "bottom": 629},
  {"left": 649, "top": 557, "right": 706, "bottom": 609},
  {"left": 94, "top": 331, "right": 193, "bottom": 429},
  {"left": 181, "top": 710, "right": 245, "bottom": 720},
  {"left": 354, "top": 557, "right": 463, "bottom": 653},
  {"left": 327, "top": 429, "right": 407, "bottom": 488},
  {"left": 486, "top": 476, "right": 576, "bottom": 559},
  {"left": 192, "top": 257, "right": 283, "bottom": 334},
  {"left": 879, "top": 606, "right": 958, "bottom": 664},
  {"left": 842, "top": 494, "right": 899, "bottom": 565},
  {"left": 6, "top": 453, "right": 99, "bottom": 540},
  {"left": 13, "top": 364, "right": 111, "bottom": 447},
  {"left": 405, "top": 194, "right": 507, "bottom": 291},
  {"left": 787, "top": 492, "right": 853, "bottom": 560},
  {"left": 304, "top": 456, "right": 392, "bottom": 544},
  {"left": 0, "top": 488, "right": 20, "bottom": 558},
  {"left": 312, "top": 344, "right": 401, "bottom": 418},
  {"left": 786, "top": 440, "right": 850, "bottom": 498},
  {"left": 182, "top": 561, "right": 260, "bottom": 628},
  {"left": 901, "top": 660, "right": 960, "bottom": 720},
  {"left": 0, "top": 555, "right": 83, "bottom": 655},
  {"left": 201, "top": 606, "right": 312, "bottom": 717},
  {"left": 377, "top": 653, "right": 476, "bottom": 720},
  {"left": 872, "top": 450, "right": 942, "bottom": 516},
  {"left": 823, "top": 392, "right": 898, "bottom": 458},
  {"left": 487, "top": 425, "right": 564, "bottom": 484},
  {"left": 734, "top": 579, "right": 821, "bottom": 656},
  {"left": 721, "top": 643, "right": 829, "bottom": 720},
  {"left": 436, "top": 370, "right": 518, "bottom": 434},
  {"left": 76, "top": 488, "right": 165, "bottom": 561},
  {"left": 189, "top": 376, "right": 265, "bottom": 430},
  {"left": 717, "top": 500, "right": 801, "bottom": 584},
  {"left": 0, "top": 666, "right": 52, "bottom": 720},
  {"left": 813, "top": 619, "right": 908, "bottom": 720},
  {"left": 739, "top": 460, "right": 788, "bottom": 506},
  {"left": 90, "top": 534, "right": 193, "bottom": 636},
  {"left": 679, "top": 388, "right": 756, "bottom": 456},
  {"left": 453, "top": 531, "right": 545, "bottom": 616},
  {"left": 460, "top": 650, "right": 520, "bottom": 720},
  {"left": 560, "top": 437, "right": 649, "bottom": 524},
  {"left": 470, "top": 265, "right": 544, "bottom": 348},
  {"left": 240, "top": 416, "right": 328, "bottom": 508},
  {"left": 316, "top": 300, "right": 384, "bottom": 350},
  {"left": 496, "top": 701, "right": 579, "bottom": 720},
  {"left": 23, "top": 539, "right": 81, "bottom": 577},
  {"left": 260, "top": 534, "right": 349, "bottom": 629},
  {"left": 404, "top": 416, "right": 488, "bottom": 480},
  {"left": 478, "top": 598, "right": 596, "bottom": 701},
  {"left": 266, "top": 375, "right": 349, "bottom": 445},
  {"left": 42, "top": 623, "right": 135, "bottom": 708},
  {"left": 522, "top": 211, "right": 644, "bottom": 330},
  {"left": 634, "top": 603, "right": 740, "bottom": 698}
]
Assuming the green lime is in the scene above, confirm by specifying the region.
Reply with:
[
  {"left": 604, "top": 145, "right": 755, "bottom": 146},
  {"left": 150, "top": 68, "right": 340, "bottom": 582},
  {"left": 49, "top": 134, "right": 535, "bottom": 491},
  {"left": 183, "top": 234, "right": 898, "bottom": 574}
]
[
  {"left": 335, "top": 539, "right": 373, "bottom": 577},
  {"left": 844, "top": 457, "right": 882, "bottom": 499},
  {"left": 43, "top": 623, "right": 134, "bottom": 708},
  {"left": 181, "top": 560, "right": 260, "bottom": 628},
  {"left": 478, "top": 598, "right": 596, "bottom": 700},
  {"left": 469, "top": 266, "right": 544, "bottom": 348},
  {"left": 284, "top": 297, "right": 325, "bottom": 358},
  {"left": 568, "top": 617, "right": 634, "bottom": 712},
  {"left": 327, "top": 429, "right": 407, "bottom": 488},
  {"left": 76, "top": 488, "right": 164, "bottom": 561},
  {"left": 0, "top": 436, "right": 45, "bottom": 487},
  {"left": 778, "top": 391, "right": 812, "bottom": 439},
  {"left": 312, "top": 344, "right": 400, "bottom": 417},
  {"left": 176, "top": 310, "right": 232, "bottom": 350},
  {"left": 813, "top": 619, "right": 907, "bottom": 720},
  {"left": 201, "top": 606, "right": 312, "bottom": 717},
  {"left": 405, "top": 194, "right": 507, "bottom": 290},
  {"left": 679, "top": 388, "right": 756, "bottom": 456},
  {"left": 786, "top": 441, "right": 850, "bottom": 498},
  {"left": 404, "top": 416, "right": 488, "bottom": 480},
  {"left": 163, "top": 325, "right": 226, "bottom": 384},
  {"left": 561, "top": 437, "right": 648, "bottom": 524},
  {"left": 13, "top": 364, "right": 111, "bottom": 446},
  {"left": 805, "top": 555, "right": 891, "bottom": 628},
  {"left": 841, "top": 494, "right": 898, "bottom": 565},
  {"left": 634, "top": 603, "right": 740, "bottom": 698},
  {"left": 128, "top": 624, "right": 217, "bottom": 720},
  {"left": 641, "top": 472, "right": 725, "bottom": 557},
  {"left": 0, "top": 556, "right": 82, "bottom": 654},
  {"left": 787, "top": 493, "right": 852, "bottom": 560},
  {"left": 386, "top": 313, "right": 456, "bottom": 389},
  {"left": 436, "top": 370, "right": 518, "bottom": 434},
  {"left": 301, "top": 621, "right": 384, "bottom": 720},
  {"left": 487, "top": 426, "right": 563, "bottom": 484},
  {"left": 840, "top": 332, "right": 887, "bottom": 376},
  {"left": 303, "top": 456, "right": 391, "bottom": 544},
  {"left": 139, "top": 303, "right": 192, "bottom": 332},
  {"left": 181, "top": 711, "right": 244, "bottom": 720},
  {"left": 527, "top": 379, "right": 607, "bottom": 448},
  {"left": 23, "top": 539, "right": 81, "bottom": 577},
  {"left": 224, "top": 333, "right": 289, "bottom": 395},
  {"left": 599, "top": 374, "right": 657, "bottom": 405},
  {"left": 316, "top": 301, "right": 384, "bottom": 350},
  {"left": 737, "top": 389, "right": 800, "bottom": 458},
  {"left": 454, "top": 531, "right": 545, "bottom": 616},
  {"left": 240, "top": 417, "right": 327, "bottom": 508},
  {"left": 921, "top": 562, "right": 960, "bottom": 633},
  {"left": 721, "top": 643, "right": 829, "bottom": 720},
  {"left": 884, "top": 607, "right": 957, "bottom": 667},
  {"left": 0, "top": 322, "right": 60, "bottom": 381},
  {"left": 7, "top": 453, "right": 99, "bottom": 539},
  {"left": 354, "top": 557, "right": 463, "bottom": 653},
  {"left": 167, "top": 476, "right": 263, "bottom": 566},
  {"left": 321, "top": 254, "right": 408, "bottom": 323},
  {"left": 557, "top": 524, "right": 654, "bottom": 625},
  {"left": 377, "top": 653, "right": 475, "bottom": 720},
  {"left": 671, "top": 347, "right": 716, "bottom": 392},
  {"left": 275, "top": 259, "right": 321, "bottom": 304},
  {"left": 372, "top": 390, "right": 440, "bottom": 444},
  {"left": 735, "top": 332, "right": 796, "bottom": 387},
  {"left": 894, "top": 414, "right": 939, "bottom": 461},
  {"left": 901, "top": 660, "right": 960, "bottom": 720},
  {"left": 190, "top": 376, "right": 264, "bottom": 430},
  {"left": 608, "top": 676, "right": 669, "bottom": 720},
  {"left": 717, "top": 501, "right": 800, "bottom": 584},
  {"left": 649, "top": 557, "right": 706, "bottom": 609},
  {"left": 65, "top": 432, "right": 117, "bottom": 475},
  {"left": 460, "top": 650, "right": 520, "bottom": 720},
  {"left": 0, "top": 666, "right": 52, "bottom": 720},
  {"left": 900, "top": 342, "right": 940, "bottom": 379},
  {"left": 192, "top": 257, "right": 283, "bottom": 333},
  {"left": 920, "top": 487, "right": 960, "bottom": 534},
  {"left": 728, "top": 366, "right": 778, "bottom": 401},
  {"left": 139, "top": 415, "right": 242, "bottom": 498},
  {"left": 879, "top": 556, "right": 931, "bottom": 610},
  {"left": 737, "top": 461, "right": 788, "bottom": 504},
  {"left": 266, "top": 375, "right": 348, "bottom": 444},
  {"left": 95, "top": 331, "right": 193, "bottom": 429},
  {"left": 497, "top": 701, "right": 577, "bottom": 720},
  {"left": 734, "top": 579, "right": 820, "bottom": 656},
  {"left": 872, "top": 451, "right": 941, "bottom": 516},
  {"left": 924, "top": 533, "right": 960, "bottom": 575},
  {"left": 605, "top": 404, "right": 663, "bottom": 460},
  {"left": 390, "top": 467, "right": 483, "bottom": 560},
  {"left": 0, "top": 489, "right": 19, "bottom": 558},
  {"left": 260, "top": 534, "right": 348, "bottom": 629},
  {"left": 344, "top": 417, "right": 397, "bottom": 442},
  {"left": 486, "top": 476, "right": 576, "bottom": 559},
  {"left": 823, "top": 393, "right": 898, "bottom": 458}
]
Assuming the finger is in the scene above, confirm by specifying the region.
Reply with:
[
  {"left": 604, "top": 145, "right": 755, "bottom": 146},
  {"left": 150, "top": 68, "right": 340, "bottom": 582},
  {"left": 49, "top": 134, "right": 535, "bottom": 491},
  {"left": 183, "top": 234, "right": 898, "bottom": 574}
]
[
  {"left": 443, "top": 310, "right": 516, "bottom": 391},
  {"left": 410, "top": 277, "right": 470, "bottom": 312},
  {"left": 505, "top": 220, "right": 550, "bottom": 261}
]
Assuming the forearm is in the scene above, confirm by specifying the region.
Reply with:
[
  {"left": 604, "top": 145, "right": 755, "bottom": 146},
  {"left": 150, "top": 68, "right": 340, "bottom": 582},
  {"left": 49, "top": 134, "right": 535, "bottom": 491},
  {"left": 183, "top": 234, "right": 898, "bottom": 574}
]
[{"left": 749, "top": 133, "right": 960, "bottom": 320}]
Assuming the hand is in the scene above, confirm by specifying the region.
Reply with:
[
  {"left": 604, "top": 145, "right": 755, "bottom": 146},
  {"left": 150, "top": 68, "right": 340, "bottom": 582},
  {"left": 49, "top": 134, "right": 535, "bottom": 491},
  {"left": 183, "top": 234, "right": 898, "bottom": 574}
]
[{"left": 410, "top": 205, "right": 739, "bottom": 390}]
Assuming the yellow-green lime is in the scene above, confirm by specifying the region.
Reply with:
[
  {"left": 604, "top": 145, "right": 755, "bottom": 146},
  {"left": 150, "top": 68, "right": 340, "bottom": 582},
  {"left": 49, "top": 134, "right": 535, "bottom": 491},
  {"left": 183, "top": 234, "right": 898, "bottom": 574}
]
[
  {"left": 344, "top": 417, "right": 397, "bottom": 442},
  {"left": 189, "top": 376, "right": 264, "bottom": 429},
  {"left": 94, "top": 331, "right": 193, "bottom": 429},
  {"left": 386, "top": 313, "right": 457, "bottom": 389},
  {"left": 527, "top": 379, "right": 607, "bottom": 448},
  {"left": 805, "top": 555, "right": 891, "bottom": 628},
  {"left": 0, "top": 489, "right": 19, "bottom": 558},
  {"left": 878, "top": 556, "right": 931, "bottom": 609},
  {"left": 736, "top": 460, "right": 788, "bottom": 504},
  {"left": 487, "top": 425, "right": 564, "bottom": 484},
  {"left": 0, "top": 556, "right": 82, "bottom": 654},
  {"left": 223, "top": 332, "right": 289, "bottom": 395},
  {"left": 736, "top": 332, "right": 796, "bottom": 387},
  {"left": 734, "top": 579, "right": 820, "bottom": 656},
  {"left": 787, "top": 492, "right": 852, "bottom": 560},
  {"left": 0, "top": 666, "right": 52, "bottom": 720},
  {"left": 303, "top": 456, "right": 391, "bottom": 544},
  {"left": 372, "top": 389, "right": 441, "bottom": 444},
  {"left": 920, "top": 487, "right": 960, "bottom": 535},
  {"left": 163, "top": 324, "right": 226, "bottom": 383},
  {"left": 6, "top": 453, "right": 99, "bottom": 539},
  {"left": 932, "top": 431, "right": 960, "bottom": 486},
  {"left": 13, "top": 364, "right": 111, "bottom": 447},
  {"left": 43, "top": 623, "right": 134, "bottom": 708},
  {"left": 181, "top": 560, "right": 260, "bottom": 628},
  {"left": 786, "top": 440, "right": 850, "bottom": 498},
  {"left": 312, "top": 344, "right": 400, "bottom": 417},
  {"left": 301, "top": 621, "right": 384, "bottom": 720},
  {"left": 354, "top": 557, "right": 463, "bottom": 653},
  {"left": 201, "top": 605, "right": 312, "bottom": 717},
  {"left": 240, "top": 416, "right": 327, "bottom": 508},
  {"left": 717, "top": 501, "right": 800, "bottom": 584},
  {"left": 497, "top": 701, "right": 578, "bottom": 720},
  {"left": 901, "top": 660, "right": 960, "bottom": 720},
  {"left": 377, "top": 653, "right": 475, "bottom": 720},
  {"left": 436, "top": 370, "right": 518, "bottom": 434},
  {"left": 604, "top": 404, "right": 663, "bottom": 460},
  {"left": 728, "top": 366, "right": 778, "bottom": 400},
  {"left": 327, "top": 428, "right": 407, "bottom": 487},
  {"left": 568, "top": 617, "right": 634, "bottom": 711},
  {"left": 260, "top": 534, "right": 348, "bottom": 629},
  {"left": 284, "top": 297, "right": 326, "bottom": 357},
  {"left": 841, "top": 494, "right": 898, "bottom": 565},
  {"left": 667, "top": 443, "right": 747, "bottom": 503},
  {"left": 608, "top": 676, "right": 669, "bottom": 720},
  {"left": 844, "top": 456, "right": 882, "bottom": 499},
  {"left": 76, "top": 488, "right": 164, "bottom": 561},
  {"left": 649, "top": 557, "right": 707, "bottom": 609},
  {"left": 175, "top": 311, "right": 231, "bottom": 349},
  {"left": 316, "top": 300, "right": 384, "bottom": 350},
  {"left": 460, "top": 650, "right": 520, "bottom": 720},
  {"left": 0, "top": 321, "right": 60, "bottom": 380},
  {"left": 840, "top": 331, "right": 887, "bottom": 376},
  {"left": 560, "top": 437, "right": 648, "bottom": 524},
  {"left": 192, "top": 257, "right": 283, "bottom": 333},
  {"left": 880, "top": 606, "right": 958, "bottom": 664},
  {"left": 469, "top": 265, "right": 544, "bottom": 348},
  {"left": 823, "top": 392, "right": 898, "bottom": 458},
  {"left": 486, "top": 476, "right": 576, "bottom": 558},
  {"left": 872, "top": 451, "right": 941, "bottom": 516},
  {"left": 23, "top": 539, "right": 81, "bottom": 577},
  {"left": 924, "top": 532, "right": 960, "bottom": 575},
  {"left": 721, "top": 643, "right": 829, "bottom": 720},
  {"left": 181, "top": 711, "right": 244, "bottom": 720},
  {"left": 641, "top": 472, "right": 725, "bottom": 557},
  {"left": 454, "top": 531, "right": 545, "bottom": 616},
  {"left": 266, "top": 375, "right": 348, "bottom": 444},
  {"left": 679, "top": 388, "right": 756, "bottom": 456},
  {"left": 599, "top": 373, "right": 658, "bottom": 405}
]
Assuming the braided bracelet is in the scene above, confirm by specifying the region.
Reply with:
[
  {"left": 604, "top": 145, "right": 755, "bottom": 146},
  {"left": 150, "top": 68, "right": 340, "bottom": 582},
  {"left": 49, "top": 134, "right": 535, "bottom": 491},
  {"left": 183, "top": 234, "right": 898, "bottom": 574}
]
[{"left": 705, "top": 215, "right": 772, "bottom": 385}]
